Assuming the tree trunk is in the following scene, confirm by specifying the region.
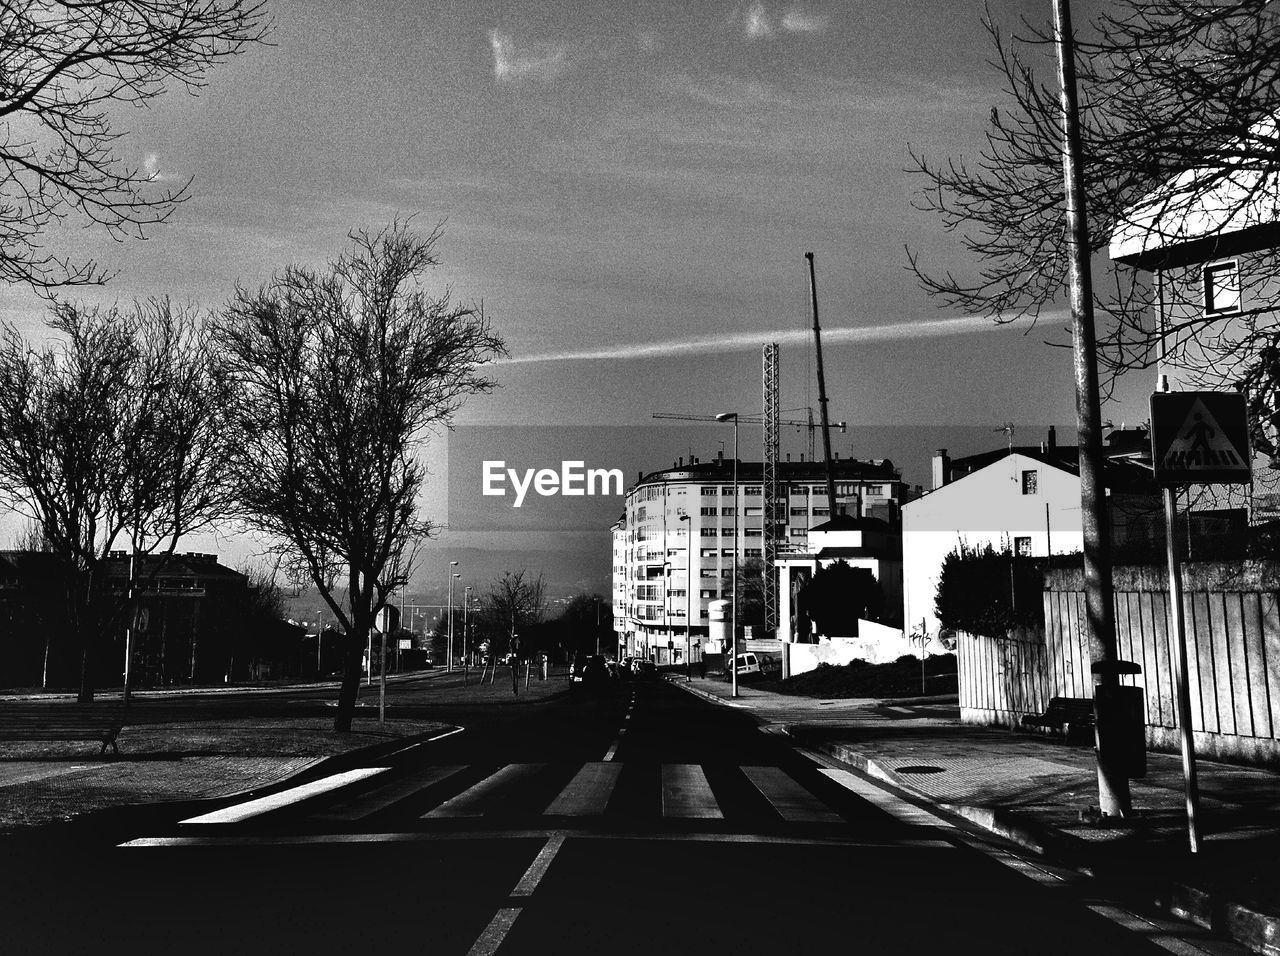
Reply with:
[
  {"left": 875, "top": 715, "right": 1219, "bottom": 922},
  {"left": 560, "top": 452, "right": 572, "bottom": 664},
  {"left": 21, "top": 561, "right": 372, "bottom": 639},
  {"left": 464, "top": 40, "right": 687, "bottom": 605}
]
[{"left": 333, "top": 628, "right": 364, "bottom": 732}]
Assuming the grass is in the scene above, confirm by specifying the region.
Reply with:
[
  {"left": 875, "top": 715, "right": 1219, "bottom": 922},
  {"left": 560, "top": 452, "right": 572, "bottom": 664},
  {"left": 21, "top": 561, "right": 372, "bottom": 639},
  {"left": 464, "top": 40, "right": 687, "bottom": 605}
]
[{"left": 759, "top": 654, "right": 958, "bottom": 699}]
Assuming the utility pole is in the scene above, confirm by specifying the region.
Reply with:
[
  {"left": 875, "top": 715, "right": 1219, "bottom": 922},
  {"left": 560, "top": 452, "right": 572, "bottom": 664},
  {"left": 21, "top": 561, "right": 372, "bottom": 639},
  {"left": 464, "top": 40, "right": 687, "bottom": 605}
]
[{"left": 1052, "top": 0, "right": 1129, "bottom": 817}]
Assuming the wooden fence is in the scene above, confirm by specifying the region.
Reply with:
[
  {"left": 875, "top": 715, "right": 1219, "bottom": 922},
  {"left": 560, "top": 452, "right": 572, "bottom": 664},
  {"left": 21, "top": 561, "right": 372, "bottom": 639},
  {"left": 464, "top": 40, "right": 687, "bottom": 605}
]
[{"left": 960, "top": 561, "right": 1280, "bottom": 765}]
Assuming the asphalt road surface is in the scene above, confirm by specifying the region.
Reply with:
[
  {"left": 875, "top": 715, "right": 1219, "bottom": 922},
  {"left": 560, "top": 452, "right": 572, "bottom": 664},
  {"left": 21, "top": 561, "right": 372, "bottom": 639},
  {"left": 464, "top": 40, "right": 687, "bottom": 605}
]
[{"left": 0, "top": 676, "right": 1225, "bottom": 955}]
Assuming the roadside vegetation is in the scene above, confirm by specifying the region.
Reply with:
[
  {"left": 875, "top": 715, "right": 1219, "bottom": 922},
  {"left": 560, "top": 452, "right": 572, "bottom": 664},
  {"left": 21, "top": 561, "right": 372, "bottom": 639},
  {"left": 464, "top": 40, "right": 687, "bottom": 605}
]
[{"left": 761, "top": 654, "right": 958, "bottom": 700}]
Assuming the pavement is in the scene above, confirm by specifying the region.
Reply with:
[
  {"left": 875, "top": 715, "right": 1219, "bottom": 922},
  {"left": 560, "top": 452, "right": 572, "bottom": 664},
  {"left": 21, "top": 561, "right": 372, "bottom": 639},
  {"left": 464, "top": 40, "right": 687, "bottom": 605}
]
[
  {"left": 0, "top": 665, "right": 573, "bottom": 835},
  {"left": 675, "top": 673, "right": 1280, "bottom": 956}
]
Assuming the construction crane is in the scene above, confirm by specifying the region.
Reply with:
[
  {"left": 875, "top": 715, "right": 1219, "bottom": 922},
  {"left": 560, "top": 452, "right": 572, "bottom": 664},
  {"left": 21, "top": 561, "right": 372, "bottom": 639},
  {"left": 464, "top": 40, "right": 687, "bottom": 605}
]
[{"left": 652, "top": 412, "right": 846, "bottom": 437}]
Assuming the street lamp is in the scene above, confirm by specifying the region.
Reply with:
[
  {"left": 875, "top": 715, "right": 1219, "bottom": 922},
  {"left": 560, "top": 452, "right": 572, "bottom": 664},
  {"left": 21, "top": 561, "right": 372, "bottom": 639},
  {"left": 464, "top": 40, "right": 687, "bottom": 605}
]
[
  {"left": 463, "top": 585, "right": 472, "bottom": 668},
  {"left": 678, "top": 512, "right": 692, "bottom": 681},
  {"left": 447, "top": 561, "right": 459, "bottom": 673},
  {"left": 716, "top": 411, "right": 739, "bottom": 698},
  {"left": 662, "top": 560, "right": 673, "bottom": 666}
]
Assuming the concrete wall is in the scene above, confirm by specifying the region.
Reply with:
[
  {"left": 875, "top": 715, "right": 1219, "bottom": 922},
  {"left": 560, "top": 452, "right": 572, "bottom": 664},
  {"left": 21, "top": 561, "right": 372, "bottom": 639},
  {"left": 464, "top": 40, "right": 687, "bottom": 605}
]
[{"left": 960, "top": 561, "right": 1280, "bottom": 767}]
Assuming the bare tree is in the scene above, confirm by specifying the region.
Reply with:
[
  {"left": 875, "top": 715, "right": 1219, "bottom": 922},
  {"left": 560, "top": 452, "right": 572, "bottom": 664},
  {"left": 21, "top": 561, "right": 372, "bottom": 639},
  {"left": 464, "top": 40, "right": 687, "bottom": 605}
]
[
  {"left": 908, "top": 0, "right": 1280, "bottom": 422},
  {"left": 0, "top": 1, "right": 269, "bottom": 291},
  {"left": 479, "top": 570, "right": 547, "bottom": 659},
  {"left": 0, "top": 298, "right": 231, "bottom": 699},
  {"left": 214, "top": 222, "right": 505, "bottom": 732}
]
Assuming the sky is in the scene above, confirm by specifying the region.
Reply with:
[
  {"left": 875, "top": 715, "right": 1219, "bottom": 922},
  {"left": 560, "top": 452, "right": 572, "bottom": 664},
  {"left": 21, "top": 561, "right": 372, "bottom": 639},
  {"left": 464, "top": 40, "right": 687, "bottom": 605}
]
[{"left": 0, "top": 0, "right": 1156, "bottom": 592}]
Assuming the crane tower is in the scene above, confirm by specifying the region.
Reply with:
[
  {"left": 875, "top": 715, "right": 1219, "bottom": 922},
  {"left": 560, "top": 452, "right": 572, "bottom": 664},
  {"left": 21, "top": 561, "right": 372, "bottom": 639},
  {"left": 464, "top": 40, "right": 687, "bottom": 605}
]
[{"left": 763, "top": 343, "right": 780, "bottom": 634}]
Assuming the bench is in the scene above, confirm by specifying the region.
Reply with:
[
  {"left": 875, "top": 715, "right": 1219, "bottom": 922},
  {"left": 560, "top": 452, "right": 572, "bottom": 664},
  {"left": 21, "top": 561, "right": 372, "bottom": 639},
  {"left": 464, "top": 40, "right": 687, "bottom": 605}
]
[
  {"left": 0, "top": 702, "right": 127, "bottom": 755},
  {"left": 1021, "top": 696, "right": 1095, "bottom": 743}
]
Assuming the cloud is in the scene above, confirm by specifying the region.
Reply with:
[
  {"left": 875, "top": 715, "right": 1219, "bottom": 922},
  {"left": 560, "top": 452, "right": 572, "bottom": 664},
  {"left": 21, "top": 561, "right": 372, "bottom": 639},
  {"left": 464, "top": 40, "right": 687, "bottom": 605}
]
[
  {"left": 489, "top": 30, "right": 568, "bottom": 82},
  {"left": 781, "top": 8, "right": 831, "bottom": 33},
  {"left": 141, "top": 152, "right": 178, "bottom": 183},
  {"left": 731, "top": 3, "right": 830, "bottom": 39},
  {"left": 744, "top": 2, "right": 773, "bottom": 38},
  {"left": 500, "top": 313, "right": 1043, "bottom": 366}
]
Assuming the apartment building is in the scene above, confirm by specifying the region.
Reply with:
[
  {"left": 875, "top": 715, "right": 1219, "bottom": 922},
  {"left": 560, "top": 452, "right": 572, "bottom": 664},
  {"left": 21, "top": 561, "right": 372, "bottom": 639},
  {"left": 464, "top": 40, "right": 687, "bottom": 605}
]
[{"left": 612, "top": 452, "right": 905, "bottom": 662}]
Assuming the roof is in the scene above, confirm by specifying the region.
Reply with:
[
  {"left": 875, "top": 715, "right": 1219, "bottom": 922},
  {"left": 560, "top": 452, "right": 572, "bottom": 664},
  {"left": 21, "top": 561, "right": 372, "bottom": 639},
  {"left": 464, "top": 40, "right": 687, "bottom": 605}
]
[
  {"left": 633, "top": 457, "right": 902, "bottom": 490},
  {"left": 808, "top": 515, "right": 891, "bottom": 534},
  {"left": 935, "top": 445, "right": 1157, "bottom": 499},
  {"left": 1109, "top": 119, "right": 1280, "bottom": 270}
]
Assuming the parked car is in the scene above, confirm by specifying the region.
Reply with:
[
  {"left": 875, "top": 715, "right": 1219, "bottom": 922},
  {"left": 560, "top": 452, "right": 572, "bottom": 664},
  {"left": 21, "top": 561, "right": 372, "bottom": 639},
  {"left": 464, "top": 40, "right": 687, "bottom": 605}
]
[
  {"left": 633, "top": 660, "right": 657, "bottom": 681},
  {"left": 734, "top": 652, "right": 763, "bottom": 677}
]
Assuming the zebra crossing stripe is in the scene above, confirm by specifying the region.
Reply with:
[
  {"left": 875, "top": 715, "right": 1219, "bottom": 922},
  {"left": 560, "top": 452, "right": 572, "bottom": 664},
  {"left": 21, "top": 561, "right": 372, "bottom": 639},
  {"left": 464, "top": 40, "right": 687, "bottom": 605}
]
[
  {"left": 818, "top": 768, "right": 954, "bottom": 828},
  {"left": 179, "top": 767, "right": 389, "bottom": 825},
  {"left": 742, "top": 766, "right": 843, "bottom": 823},
  {"left": 314, "top": 765, "right": 465, "bottom": 822},
  {"left": 544, "top": 762, "right": 622, "bottom": 817},
  {"left": 661, "top": 764, "right": 723, "bottom": 819},
  {"left": 424, "top": 764, "right": 546, "bottom": 819}
]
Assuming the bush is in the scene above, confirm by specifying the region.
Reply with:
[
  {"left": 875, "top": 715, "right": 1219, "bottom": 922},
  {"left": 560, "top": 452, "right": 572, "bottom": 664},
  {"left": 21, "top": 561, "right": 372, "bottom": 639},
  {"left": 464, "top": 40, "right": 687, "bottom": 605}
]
[{"left": 935, "top": 541, "right": 1044, "bottom": 638}]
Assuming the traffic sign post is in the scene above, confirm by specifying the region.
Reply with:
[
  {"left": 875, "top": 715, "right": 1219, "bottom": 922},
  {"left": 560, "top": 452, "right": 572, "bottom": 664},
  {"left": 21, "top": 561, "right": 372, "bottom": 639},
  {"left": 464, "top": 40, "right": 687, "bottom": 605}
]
[{"left": 1148, "top": 390, "right": 1252, "bottom": 853}]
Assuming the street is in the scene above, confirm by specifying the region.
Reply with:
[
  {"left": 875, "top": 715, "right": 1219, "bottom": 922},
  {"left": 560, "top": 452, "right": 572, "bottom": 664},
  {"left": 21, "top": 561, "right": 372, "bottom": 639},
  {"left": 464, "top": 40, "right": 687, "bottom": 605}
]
[{"left": 1, "top": 675, "right": 1201, "bottom": 955}]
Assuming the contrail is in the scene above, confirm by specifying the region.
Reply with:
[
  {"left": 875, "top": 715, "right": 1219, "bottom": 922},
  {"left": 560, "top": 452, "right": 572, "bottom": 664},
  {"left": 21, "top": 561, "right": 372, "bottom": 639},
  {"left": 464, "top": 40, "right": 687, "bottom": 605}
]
[{"left": 501, "top": 313, "right": 1052, "bottom": 366}]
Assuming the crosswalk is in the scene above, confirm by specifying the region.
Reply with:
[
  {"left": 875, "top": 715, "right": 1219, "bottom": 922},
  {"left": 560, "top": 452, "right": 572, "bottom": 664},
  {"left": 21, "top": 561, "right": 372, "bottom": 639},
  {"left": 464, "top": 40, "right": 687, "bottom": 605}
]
[{"left": 163, "top": 761, "right": 919, "bottom": 832}]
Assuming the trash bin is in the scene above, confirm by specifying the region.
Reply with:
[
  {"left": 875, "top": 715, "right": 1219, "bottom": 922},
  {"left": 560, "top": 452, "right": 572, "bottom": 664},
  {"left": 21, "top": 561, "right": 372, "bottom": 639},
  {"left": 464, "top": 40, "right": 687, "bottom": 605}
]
[{"left": 1092, "top": 661, "right": 1146, "bottom": 779}]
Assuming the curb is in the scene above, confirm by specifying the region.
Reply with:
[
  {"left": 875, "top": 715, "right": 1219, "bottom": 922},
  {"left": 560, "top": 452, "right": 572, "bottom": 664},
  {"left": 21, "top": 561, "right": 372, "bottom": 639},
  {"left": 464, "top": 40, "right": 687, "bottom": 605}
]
[
  {"left": 672, "top": 677, "right": 1280, "bottom": 956},
  {"left": 794, "top": 732, "right": 1280, "bottom": 956}
]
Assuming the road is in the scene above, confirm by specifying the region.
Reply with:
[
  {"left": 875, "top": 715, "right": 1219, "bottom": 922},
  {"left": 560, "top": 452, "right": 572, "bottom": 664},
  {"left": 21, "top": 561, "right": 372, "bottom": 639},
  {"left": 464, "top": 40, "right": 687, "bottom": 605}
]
[{"left": 0, "top": 675, "right": 1225, "bottom": 955}]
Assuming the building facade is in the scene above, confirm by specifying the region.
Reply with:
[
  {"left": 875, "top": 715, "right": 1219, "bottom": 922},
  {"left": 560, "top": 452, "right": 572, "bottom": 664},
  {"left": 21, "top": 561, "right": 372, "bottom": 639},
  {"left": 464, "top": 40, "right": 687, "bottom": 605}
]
[{"left": 612, "top": 453, "right": 906, "bottom": 663}]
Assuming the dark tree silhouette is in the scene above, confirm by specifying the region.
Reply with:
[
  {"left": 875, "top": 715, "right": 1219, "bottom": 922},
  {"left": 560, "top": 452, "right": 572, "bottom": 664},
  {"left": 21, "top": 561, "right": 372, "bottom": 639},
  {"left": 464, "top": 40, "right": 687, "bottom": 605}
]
[
  {"left": 214, "top": 223, "right": 504, "bottom": 731},
  {"left": 796, "top": 561, "right": 883, "bottom": 638},
  {"left": 0, "top": 1, "right": 269, "bottom": 290}
]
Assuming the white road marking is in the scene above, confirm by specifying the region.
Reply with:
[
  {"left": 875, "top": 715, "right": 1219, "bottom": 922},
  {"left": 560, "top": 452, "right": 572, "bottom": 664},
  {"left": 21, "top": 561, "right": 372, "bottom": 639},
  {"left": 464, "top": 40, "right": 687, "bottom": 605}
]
[
  {"left": 817, "top": 767, "right": 955, "bottom": 828},
  {"left": 119, "top": 830, "right": 952, "bottom": 849},
  {"left": 178, "top": 767, "right": 389, "bottom": 824},
  {"left": 467, "top": 908, "right": 522, "bottom": 956},
  {"left": 544, "top": 763, "right": 622, "bottom": 816},
  {"left": 742, "top": 766, "right": 843, "bottom": 824},
  {"left": 661, "top": 764, "right": 723, "bottom": 819},
  {"left": 511, "top": 833, "right": 566, "bottom": 896},
  {"left": 467, "top": 833, "right": 568, "bottom": 955},
  {"left": 883, "top": 706, "right": 913, "bottom": 715},
  {"left": 423, "top": 764, "right": 544, "bottom": 819},
  {"left": 313, "top": 765, "right": 464, "bottom": 822}
]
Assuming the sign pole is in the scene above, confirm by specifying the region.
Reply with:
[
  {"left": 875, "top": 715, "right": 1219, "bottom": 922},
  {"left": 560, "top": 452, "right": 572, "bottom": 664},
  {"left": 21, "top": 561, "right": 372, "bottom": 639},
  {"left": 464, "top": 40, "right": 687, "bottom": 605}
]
[{"left": 1162, "top": 484, "right": 1200, "bottom": 853}]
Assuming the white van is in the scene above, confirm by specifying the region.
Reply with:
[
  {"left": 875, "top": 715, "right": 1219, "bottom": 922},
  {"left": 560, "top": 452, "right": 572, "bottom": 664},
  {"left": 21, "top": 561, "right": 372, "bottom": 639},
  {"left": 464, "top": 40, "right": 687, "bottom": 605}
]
[{"left": 734, "top": 653, "right": 762, "bottom": 677}]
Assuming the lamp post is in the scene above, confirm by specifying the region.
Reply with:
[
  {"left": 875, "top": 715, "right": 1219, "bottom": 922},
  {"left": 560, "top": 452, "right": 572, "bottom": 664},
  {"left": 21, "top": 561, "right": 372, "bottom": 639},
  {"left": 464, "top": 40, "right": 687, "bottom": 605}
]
[
  {"left": 463, "top": 585, "right": 472, "bottom": 669},
  {"left": 678, "top": 512, "right": 692, "bottom": 681},
  {"left": 447, "top": 561, "right": 459, "bottom": 673},
  {"left": 662, "top": 560, "right": 673, "bottom": 666},
  {"left": 716, "top": 411, "right": 739, "bottom": 698}
]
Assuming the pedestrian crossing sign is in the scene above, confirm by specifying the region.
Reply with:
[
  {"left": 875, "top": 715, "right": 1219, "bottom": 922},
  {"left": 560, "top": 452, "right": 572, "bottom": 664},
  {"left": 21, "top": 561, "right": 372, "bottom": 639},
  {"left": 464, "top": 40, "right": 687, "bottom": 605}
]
[{"left": 1150, "top": 391, "right": 1252, "bottom": 485}]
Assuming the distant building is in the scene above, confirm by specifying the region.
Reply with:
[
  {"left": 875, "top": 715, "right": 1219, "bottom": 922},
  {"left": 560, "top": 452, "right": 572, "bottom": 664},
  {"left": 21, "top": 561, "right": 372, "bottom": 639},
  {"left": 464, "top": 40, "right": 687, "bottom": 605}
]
[
  {"left": 612, "top": 452, "right": 906, "bottom": 663},
  {"left": 901, "top": 429, "right": 1162, "bottom": 640}
]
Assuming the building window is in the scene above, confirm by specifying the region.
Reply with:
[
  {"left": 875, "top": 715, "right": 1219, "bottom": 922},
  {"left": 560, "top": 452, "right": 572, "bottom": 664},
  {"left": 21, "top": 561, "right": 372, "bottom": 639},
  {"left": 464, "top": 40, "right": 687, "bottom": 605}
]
[
  {"left": 700, "top": 569, "right": 717, "bottom": 578},
  {"left": 813, "top": 507, "right": 829, "bottom": 517},
  {"left": 700, "top": 589, "right": 717, "bottom": 599},
  {"left": 721, "top": 486, "right": 734, "bottom": 495},
  {"left": 701, "top": 528, "right": 717, "bottom": 537},
  {"left": 722, "top": 527, "right": 735, "bottom": 537},
  {"left": 1021, "top": 470, "right": 1038, "bottom": 495},
  {"left": 700, "top": 507, "right": 717, "bottom": 516},
  {"left": 1014, "top": 536, "right": 1033, "bottom": 557},
  {"left": 790, "top": 528, "right": 807, "bottom": 537},
  {"left": 790, "top": 507, "right": 807, "bottom": 516},
  {"left": 701, "top": 486, "right": 717, "bottom": 496},
  {"left": 721, "top": 506, "right": 735, "bottom": 516},
  {"left": 1204, "top": 260, "right": 1241, "bottom": 316},
  {"left": 721, "top": 548, "right": 734, "bottom": 557},
  {"left": 745, "top": 548, "right": 762, "bottom": 558},
  {"left": 744, "top": 528, "right": 763, "bottom": 537},
  {"left": 744, "top": 506, "right": 762, "bottom": 516},
  {"left": 744, "top": 486, "right": 761, "bottom": 496},
  {"left": 700, "top": 548, "right": 717, "bottom": 557}
]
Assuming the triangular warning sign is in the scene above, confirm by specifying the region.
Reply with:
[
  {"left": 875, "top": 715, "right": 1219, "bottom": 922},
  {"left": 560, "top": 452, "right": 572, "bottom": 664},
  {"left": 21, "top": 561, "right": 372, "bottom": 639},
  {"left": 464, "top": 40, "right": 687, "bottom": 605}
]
[{"left": 1160, "top": 397, "right": 1247, "bottom": 472}]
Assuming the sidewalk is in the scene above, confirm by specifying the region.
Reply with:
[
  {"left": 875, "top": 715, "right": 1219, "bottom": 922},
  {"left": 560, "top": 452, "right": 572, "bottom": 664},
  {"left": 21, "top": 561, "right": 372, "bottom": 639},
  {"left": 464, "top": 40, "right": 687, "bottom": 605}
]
[{"left": 677, "top": 674, "right": 1280, "bottom": 956}]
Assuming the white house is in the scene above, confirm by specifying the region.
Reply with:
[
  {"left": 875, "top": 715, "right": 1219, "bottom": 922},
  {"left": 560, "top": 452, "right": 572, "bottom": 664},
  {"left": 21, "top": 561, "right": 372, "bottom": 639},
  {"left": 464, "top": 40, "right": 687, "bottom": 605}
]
[{"left": 902, "top": 433, "right": 1161, "bottom": 641}]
